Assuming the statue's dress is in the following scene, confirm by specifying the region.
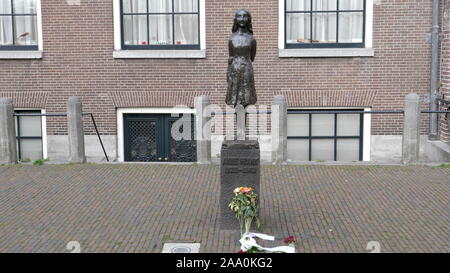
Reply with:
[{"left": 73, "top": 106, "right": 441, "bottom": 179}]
[{"left": 226, "top": 32, "right": 257, "bottom": 108}]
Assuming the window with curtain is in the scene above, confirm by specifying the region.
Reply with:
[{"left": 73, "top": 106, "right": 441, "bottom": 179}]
[
  {"left": 121, "top": 0, "right": 199, "bottom": 49},
  {"left": 286, "top": 0, "right": 365, "bottom": 48},
  {"left": 0, "top": 0, "right": 38, "bottom": 50}
]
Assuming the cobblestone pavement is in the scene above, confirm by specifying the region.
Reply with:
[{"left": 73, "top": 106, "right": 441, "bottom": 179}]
[{"left": 0, "top": 164, "right": 448, "bottom": 253}]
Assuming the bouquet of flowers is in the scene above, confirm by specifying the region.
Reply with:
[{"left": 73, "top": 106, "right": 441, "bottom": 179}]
[{"left": 228, "top": 187, "right": 262, "bottom": 236}]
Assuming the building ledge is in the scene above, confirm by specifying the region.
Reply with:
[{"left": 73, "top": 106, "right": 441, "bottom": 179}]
[
  {"left": 113, "top": 49, "right": 206, "bottom": 59},
  {"left": 0, "top": 50, "right": 43, "bottom": 59},
  {"left": 279, "top": 48, "right": 374, "bottom": 58}
]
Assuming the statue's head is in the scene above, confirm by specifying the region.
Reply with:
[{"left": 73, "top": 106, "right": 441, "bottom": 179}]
[{"left": 232, "top": 9, "right": 253, "bottom": 34}]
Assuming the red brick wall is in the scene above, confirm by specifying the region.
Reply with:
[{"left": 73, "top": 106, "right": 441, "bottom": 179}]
[
  {"left": 440, "top": 1, "right": 450, "bottom": 142},
  {"left": 0, "top": 0, "right": 434, "bottom": 136}
]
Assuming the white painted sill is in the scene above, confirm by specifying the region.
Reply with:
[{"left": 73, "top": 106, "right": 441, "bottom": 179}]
[
  {"left": 0, "top": 50, "right": 43, "bottom": 59},
  {"left": 279, "top": 48, "right": 374, "bottom": 58},
  {"left": 113, "top": 49, "right": 206, "bottom": 59}
]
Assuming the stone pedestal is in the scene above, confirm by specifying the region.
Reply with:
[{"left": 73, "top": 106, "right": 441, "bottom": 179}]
[{"left": 220, "top": 140, "right": 260, "bottom": 230}]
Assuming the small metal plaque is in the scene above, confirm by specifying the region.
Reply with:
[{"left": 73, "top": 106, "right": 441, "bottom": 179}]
[{"left": 162, "top": 243, "right": 200, "bottom": 253}]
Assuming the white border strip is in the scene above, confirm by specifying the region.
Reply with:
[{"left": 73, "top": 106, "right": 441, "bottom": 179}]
[
  {"left": 37, "top": 0, "right": 43, "bottom": 51},
  {"left": 41, "top": 109, "right": 47, "bottom": 159},
  {"left": 113, "top": 0, "right": 121, "bottom": 51},
  {"left": 363, "top": 107, "right": 371, "bottom": 161}
]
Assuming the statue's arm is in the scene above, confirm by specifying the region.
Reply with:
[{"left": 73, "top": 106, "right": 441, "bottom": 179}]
[
  {"left": 228, "top": 40, "right": 233, "bottom": 65},
  {"left": 251, "top": 38, "right": 257, "bottom": 62}
]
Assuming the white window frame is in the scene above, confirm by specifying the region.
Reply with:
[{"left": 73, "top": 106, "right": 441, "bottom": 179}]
[
  {"left": 0, "top": 0, "right": 43, "bottom": 59},
  {"left": 14, "top": 108, "right": 48, "bottom": 160},
  {"left": 116, "top": 107, "right": 196, "bottom": 162},
  {"left": 287, "top": 106, "right": 371, "bottom": 161},
  {"left": 279, "top": 0, "right": 374, "bottom": 58},
  {"left": 113, "top": 0, "right": 206, "bottom": 59}
]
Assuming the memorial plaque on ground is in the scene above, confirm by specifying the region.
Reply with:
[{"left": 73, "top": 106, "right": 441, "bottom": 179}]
[{"left": 220, "top": 140, "right": 260, "bottom": 230}]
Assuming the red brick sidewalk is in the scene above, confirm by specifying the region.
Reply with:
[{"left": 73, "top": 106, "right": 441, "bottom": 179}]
[{"left": 0, "top": 164, "right": 448, "bottom": 253}]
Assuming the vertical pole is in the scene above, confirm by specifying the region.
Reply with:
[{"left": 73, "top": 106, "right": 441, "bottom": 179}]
[
  {"left": 195, "top": 96, "right": 211, "bottom": 164},
  {"left": 429, "top": 0, "right": 440, "bottom": 140},
  {"left": 67, "top": 96, "right": 86, "bottom": 163},
  {"left": 271, "top": 95, "right": 287, "bottom": 164},
  {"left": 0, "top": 98, "right": 17, "bottom": 164},
  {"left": 402, "top": 93, "right": 421, "bottom": 164}
]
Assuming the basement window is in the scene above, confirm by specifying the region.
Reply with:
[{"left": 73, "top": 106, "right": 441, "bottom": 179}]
[
  {"left": 15, "top": 110, "right": 43, "bottom": 161},
  {"left": 287, "top": 109, "right": 364, "bottom": 161}
]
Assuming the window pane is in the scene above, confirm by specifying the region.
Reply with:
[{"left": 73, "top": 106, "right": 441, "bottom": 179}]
[
  {"left": 287, "top": 114, "right": 309, "bottom": 136},
  {"left": 286, "top": 13, "right": 310, "bottom": 43},
  {"left": 337, "top": 114, "right": 360, "bottom": 136},
  {"left": 0, "top": 0, "right": 12, "bottom": 14},
  {"left": 123, "top": 0, "right": 147, "bottom": 13},
  {"left": 13, "top": 0, "right": 36, "bottom": 14},
  {"left": 174, "top": 0, "right": 197, "bottom": 13},
  {"left": 311, "top": 139, "right": 334, "bottom": 161},
  {"left": 14, "top": 15, "right": 37, "bottom": 45},
  {"left": 337, "top": 139, "right": 359, "bottom": 161},
  {"left": 311, "top": 114, "right": 334, "bottom": 136},
  {"left": 123, "top": 15, "right": 147, "bottom": 45},
  {"left": 312, "top": 13, "right": 336, "bottom": 43},
  {"left": 19, "top": 115, "right": 42, "bottom": 136},
  {"left": 338, "top": 12, "right": 363, "bottom": 43},
  {"left": 149, "top": 0, "right": 171, "bottom": 13},
  {"left": 286, "top": 0, "right": 310, "bottom": 11},
  {"left": 339, "top": 0, "right": 364, "bottom": 10},
  {"left": 174, "top": 14, "right": 198, "bottom": 44},
  {"left": 20, "top": 139, "right": 42, "bottom": 161},
  {"left": 287, "top": 139, "right": 309, "bottom": 161},
  {"left": 149, "top": 15, "right": 172, "bottom": 45},
  {"left": 313, "top": 0, "right": 337, "bottom": 11},
  {"left": 0, "top": 15, "right": 13, "bottom": 45}
]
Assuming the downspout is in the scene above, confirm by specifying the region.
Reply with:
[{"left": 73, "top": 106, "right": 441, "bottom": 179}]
[{"left": 429, "top": 0, "right": 441, "bottom": 140}]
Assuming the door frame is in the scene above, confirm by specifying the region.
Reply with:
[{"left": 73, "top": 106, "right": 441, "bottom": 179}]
[{"left": 117, "top": 107, "right": 195, "bottom": 162}]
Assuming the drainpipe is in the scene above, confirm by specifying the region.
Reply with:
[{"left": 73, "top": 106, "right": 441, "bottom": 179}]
[{"left": 429, "top": 0, "right": 441, "bottom": 140}]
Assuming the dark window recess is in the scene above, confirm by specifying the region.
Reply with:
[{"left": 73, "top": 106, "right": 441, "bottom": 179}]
[
  {"left": 0, "top": 0, "right": 38, "bottom": 50},
  {"left": 124, "top": 114, "right": 197, "bottom": 162},
  {"left": 287, "top": 109, "right": 364, "bottom": 161},
  {"left": 14, "top": 110, "right": 43, "bottom": 161},
  {"left": 285, "top": 0, "right": 366, "bottom": 48},
  {"left": 120, "top": 0, "right": 200, "bottom": 50}
]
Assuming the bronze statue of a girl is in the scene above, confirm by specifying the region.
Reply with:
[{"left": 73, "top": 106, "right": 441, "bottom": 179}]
[{"left": 226, "top": 9, "right": 257, "bottom": 108}]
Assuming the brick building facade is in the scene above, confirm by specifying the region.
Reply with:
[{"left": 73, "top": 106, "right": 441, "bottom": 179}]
[{"left": 0, "top": 0, "right": 449, "bottom": 163}]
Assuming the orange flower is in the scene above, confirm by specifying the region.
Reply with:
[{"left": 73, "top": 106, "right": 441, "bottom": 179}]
[{"left": 240, "top": 187, "right": 253, "bottom": 194}]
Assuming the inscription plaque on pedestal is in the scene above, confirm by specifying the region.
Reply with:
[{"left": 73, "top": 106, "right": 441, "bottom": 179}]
[{"left": 220, "top": 140, "right": 260, "bottom": 230}]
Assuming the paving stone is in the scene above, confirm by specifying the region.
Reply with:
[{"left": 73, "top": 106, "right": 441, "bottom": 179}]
[{"left": 0, "top": 164, "right": 448, "bottom": 253}]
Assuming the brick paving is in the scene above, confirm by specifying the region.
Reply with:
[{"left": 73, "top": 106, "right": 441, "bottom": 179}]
[{"left": 0, "top": 164, "right": 448, "bottom": 253}]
